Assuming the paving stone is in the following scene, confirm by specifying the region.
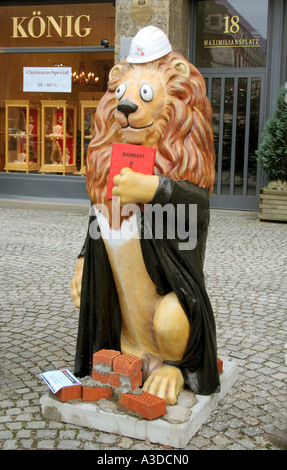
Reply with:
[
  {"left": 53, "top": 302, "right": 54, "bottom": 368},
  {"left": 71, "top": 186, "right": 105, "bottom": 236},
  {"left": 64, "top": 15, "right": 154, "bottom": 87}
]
[
  {"left": 19, "top": 439, "right": 34, "bottom": 449},
  {"left": 226, "top": 442, "right": 247, "bottom": 450},
  {"left": 96, "top": 432, "right": 118, "bottom": 445},
  {"left": 0, "top": 430, "right": 13, "bottom": 439},
  {"left": 16, "top": 430, "right": 32, "bottom": 439},
  {"left": 118, "top": 436, "right": 134, "bottom": 449},
  {"left": 238, "top": 437, "right": 257, "bottom": 449},
  {"left": 224, "top": 428, "right": 241, "bottom": 439},
  {"left": 36, "top": 440, "right": 56, "bottom": 450},
  {"left": 77, "top": 429, "right": 96, "bottom": 441},
  {"left": 58, "top": 429, "right": 77, "bottom": 439},
  {"left": 198, "top": 427, "right": 217, "bottom": 439},
  {"left": 35, "top": 429, "right": 58, "bottom": 439},
  {"left": 189, "top": 436, "right": 210, "bottom": 448},
  {"left": 2, "top": 440, "right": 19, "bottom": 450},
  {"left": 82, "top": 441, "right": 102, "bottom": 450},
  {"left": 57, "top": 440, "right": 81, "bottom": 450},
  {"left": 211, "top": 434, "right": 232, "bottom": 447}
]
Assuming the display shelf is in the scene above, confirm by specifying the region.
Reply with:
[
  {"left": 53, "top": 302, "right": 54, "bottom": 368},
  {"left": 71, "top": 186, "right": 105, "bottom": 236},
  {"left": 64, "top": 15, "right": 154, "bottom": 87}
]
[
  {"left": 79, "top": 100, "right": 98, "bottom": 175},
  {"left": 4, "top": 100, "right": 40, "bottom": 173},
  {"left": 40, "top": 100, "right": 77, "bottom": 175}
]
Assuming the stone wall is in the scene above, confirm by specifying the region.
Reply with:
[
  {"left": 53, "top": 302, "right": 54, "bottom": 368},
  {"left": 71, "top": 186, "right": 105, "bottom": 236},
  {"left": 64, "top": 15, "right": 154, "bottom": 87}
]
[{"left": 114, "top": 0, "right": 191, "bottom": 63}]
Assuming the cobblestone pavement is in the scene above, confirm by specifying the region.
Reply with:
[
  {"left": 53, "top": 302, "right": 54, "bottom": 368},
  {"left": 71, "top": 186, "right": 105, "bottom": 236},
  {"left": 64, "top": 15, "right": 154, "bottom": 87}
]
[{"left": 0, "top": 199, "right": 286, "bottom": 451}]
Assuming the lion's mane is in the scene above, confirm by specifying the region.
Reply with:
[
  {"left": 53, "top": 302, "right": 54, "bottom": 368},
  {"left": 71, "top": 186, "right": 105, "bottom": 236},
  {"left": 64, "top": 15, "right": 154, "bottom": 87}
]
[{"left": 86, "top": 51, "right": 215, "bottom": 206}]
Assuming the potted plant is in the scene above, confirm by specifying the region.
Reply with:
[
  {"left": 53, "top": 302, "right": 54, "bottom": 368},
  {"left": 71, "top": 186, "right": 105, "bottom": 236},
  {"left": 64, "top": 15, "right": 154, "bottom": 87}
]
[{"left": 256, "top": 84, "right": 287, "bottom": 221}]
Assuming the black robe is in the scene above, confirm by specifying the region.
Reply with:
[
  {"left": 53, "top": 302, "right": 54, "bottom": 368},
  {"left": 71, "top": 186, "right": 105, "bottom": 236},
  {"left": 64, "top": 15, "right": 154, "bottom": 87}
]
[{"left": 74, "top": 175, "right": 220, "bottom": 395}]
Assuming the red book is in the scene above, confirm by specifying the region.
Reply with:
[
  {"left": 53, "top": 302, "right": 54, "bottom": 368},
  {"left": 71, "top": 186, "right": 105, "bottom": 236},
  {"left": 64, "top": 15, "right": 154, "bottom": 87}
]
[{"left": 107, "top": 143, "right": 156, "bottom": 199}]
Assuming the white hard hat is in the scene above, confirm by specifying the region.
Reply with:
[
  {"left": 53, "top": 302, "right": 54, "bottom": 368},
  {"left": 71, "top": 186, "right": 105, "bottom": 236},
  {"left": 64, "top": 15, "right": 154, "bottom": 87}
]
[{"left": 127, "top": 26, "right": 172, "bottom": 64}]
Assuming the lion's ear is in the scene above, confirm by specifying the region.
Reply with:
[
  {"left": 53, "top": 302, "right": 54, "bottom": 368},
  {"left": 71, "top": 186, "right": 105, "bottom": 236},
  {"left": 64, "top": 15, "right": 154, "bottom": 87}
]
[
  {"left": 171, "top": 59, "right": 190, "bottom": 78},
  {"left": 109, "top": 64, "right": 125, "bottom": 81}
]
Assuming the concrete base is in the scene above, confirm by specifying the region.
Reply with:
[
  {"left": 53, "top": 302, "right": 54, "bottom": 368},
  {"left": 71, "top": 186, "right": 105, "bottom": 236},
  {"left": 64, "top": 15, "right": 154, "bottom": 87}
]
[{"left": 40, "top": 360, "right": 238, "bottom": 449}]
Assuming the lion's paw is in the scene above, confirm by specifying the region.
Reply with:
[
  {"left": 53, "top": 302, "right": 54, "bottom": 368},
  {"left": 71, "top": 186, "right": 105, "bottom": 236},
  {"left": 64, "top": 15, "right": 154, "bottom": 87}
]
[{"left": 142, "top": 364, "right": 184, "bottom": 405}]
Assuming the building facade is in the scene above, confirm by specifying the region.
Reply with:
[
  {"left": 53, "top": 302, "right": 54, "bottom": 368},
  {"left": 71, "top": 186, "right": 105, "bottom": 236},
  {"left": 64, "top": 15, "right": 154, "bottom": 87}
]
[{"left": 0, "top": 0, "right": 286, "bottom": 210}]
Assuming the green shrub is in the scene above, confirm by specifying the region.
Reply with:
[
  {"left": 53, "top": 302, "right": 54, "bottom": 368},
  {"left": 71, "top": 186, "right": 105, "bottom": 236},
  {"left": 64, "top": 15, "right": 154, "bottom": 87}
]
[{"left": 256, "top": 85, "right": 287, "bottom": 183}]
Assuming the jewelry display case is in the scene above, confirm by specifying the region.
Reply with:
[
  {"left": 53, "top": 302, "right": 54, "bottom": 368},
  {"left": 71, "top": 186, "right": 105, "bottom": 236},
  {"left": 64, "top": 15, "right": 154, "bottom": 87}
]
[
  {"left": 5, "top": 100, "right": 40, "bottom": 173},
  {"left": 79, "top": 100, "right": 98, "bottom": 175},
  {"left": 40, "top": 100, "right": 77, "bottom": 174}
]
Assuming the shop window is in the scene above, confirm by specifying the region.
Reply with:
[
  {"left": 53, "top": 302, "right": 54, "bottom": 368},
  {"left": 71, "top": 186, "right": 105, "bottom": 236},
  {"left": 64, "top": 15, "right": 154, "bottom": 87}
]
[
  {"left": 0, "top": 3, "right": 115, "bottom": 173},
  {"left": 0, "top": 52, "right": 112, "bottom": 173}
]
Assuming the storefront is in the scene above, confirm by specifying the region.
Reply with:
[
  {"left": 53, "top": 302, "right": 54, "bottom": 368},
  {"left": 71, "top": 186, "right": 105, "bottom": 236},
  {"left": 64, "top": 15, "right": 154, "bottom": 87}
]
[
  {"left": 190, "top": 0, "right": 286, "bottom": 210},
  {"left": 0, "top": 0, "right": 286, "bottom": 210},
  {"left": 0, "top": 0, "right": 115, "bottom": 198}
]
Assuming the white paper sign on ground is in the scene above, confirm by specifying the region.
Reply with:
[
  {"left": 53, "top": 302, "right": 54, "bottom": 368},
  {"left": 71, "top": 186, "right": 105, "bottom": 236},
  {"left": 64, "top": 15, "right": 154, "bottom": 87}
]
[{"left": 40, "top": 369, "right": 81, "bottom": 394}]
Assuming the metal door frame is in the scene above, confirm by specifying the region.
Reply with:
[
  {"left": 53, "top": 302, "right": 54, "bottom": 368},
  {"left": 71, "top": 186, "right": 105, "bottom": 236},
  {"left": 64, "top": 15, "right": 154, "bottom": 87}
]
[{"left": 201, "top": 68, "right": 267, "bottom": 210}]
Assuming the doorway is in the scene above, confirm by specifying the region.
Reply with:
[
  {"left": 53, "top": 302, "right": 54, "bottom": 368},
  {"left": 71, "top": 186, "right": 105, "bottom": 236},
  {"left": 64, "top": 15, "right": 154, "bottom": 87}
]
[{"left": 193, "top": 0, "right": 269, "bottom": 210}]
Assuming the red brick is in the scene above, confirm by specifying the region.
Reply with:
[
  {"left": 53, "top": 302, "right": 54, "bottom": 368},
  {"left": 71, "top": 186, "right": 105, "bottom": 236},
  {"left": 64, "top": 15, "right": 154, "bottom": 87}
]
[
  {"left": 127, "top": 371, "right": 142, "bottom": 390},
  {"left": 119, "top": 391, "right": 166, "bottom": 420},
  {"left": 55, "top": 385, "right": 82, "bottom": 402},
  {"left": 93, "top": 349, "right": 121, "bottom": 370},
  {"left": 82, "top": 386, "right": 112, "bottom": 401},
  {"left": 113, "top": 354, "right": 142, "bottom": 377},
  {"left": 117, "top": 371, "right": 143, "bottom": 391},
  {"left": 217, "top": 357, "right": 223, "bottom": 374},
  {"left": 92, "top": 369, "right": 120, "bottom": 387}
]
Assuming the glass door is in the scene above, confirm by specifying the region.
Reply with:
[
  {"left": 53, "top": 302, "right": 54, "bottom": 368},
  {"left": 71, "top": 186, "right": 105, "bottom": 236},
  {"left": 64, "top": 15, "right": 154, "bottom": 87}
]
[{"left": 195, "top": 0, "right": 269, "bottom": 210}]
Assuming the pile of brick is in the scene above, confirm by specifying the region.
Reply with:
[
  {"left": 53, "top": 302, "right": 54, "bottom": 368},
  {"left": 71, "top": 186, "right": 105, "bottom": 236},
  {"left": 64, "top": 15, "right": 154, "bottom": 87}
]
[
  {"left": 56, "top": 349, "right": 166, "bottom": 420},
  {"left": 55, "top": 349, "right": 224, "bottom": 421}
]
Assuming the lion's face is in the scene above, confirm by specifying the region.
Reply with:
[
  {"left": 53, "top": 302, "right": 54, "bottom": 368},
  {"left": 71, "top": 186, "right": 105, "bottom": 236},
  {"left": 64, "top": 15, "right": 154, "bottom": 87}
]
[
  {"left": 86, "top": 51, "right": 215, "bottom": 206},
  {"left": 113, "top": 68, "right": 168, "bottom": 146}
]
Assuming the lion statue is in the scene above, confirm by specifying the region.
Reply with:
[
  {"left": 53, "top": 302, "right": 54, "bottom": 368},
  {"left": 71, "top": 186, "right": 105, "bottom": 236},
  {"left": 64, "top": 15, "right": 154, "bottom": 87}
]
[{"left": 71, "top": 26, "right": 220, "bottom": 405}]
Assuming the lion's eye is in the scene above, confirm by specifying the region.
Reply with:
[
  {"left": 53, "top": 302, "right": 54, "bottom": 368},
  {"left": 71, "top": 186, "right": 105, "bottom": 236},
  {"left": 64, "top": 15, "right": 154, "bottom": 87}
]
[
  {"left": 140, "top": 84, "right": 153, "bottom": 102},
  {"left": 115, "top": 84, "right": 127, "bottom": 100}
]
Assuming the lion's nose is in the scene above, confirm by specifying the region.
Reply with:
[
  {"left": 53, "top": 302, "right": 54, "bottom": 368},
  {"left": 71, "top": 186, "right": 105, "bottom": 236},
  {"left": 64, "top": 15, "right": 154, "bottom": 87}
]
[{"left": 117, "top": 98, "right": 138, "bottom": 118}]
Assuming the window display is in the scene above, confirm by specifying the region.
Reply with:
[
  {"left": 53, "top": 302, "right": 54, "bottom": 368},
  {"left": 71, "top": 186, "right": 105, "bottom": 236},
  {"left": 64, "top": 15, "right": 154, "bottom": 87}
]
[
  {"left": 80, "top": 100, "right": 99, "bottom": 175},
  {"left": 5, "top": 100, "right": 40, "bottom": 172},
  {"left": 0, "top": 2, "right": 115, "bottom": 177},
  {"left": 40, "top": 100, "right": 77, "bottom": 174}
]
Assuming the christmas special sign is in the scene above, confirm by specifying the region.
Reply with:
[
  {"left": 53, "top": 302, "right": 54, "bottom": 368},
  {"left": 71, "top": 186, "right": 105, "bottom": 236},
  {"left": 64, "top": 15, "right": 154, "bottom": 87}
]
[{"left": 23, "top": 67, "right": 72, "bottom": 93}]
